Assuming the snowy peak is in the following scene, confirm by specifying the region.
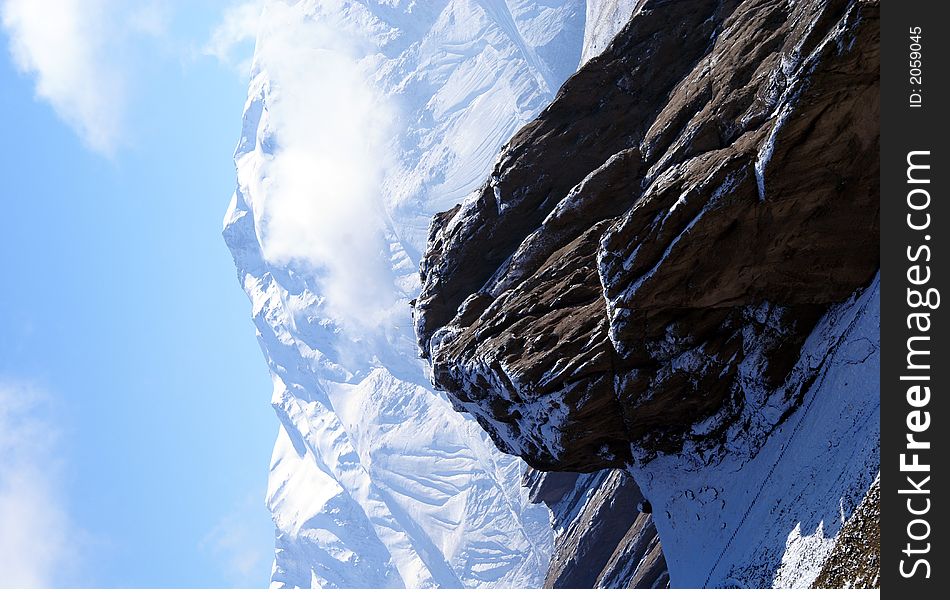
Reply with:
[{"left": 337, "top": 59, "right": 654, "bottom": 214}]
[{"left": 224, "top": 0, "right": 587, "bottom": 589}]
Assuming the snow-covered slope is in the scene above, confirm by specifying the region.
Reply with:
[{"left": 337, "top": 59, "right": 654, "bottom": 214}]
[
  {"left": 632, "top": 277, "right": 880, "bottom": 587},
  {"left": 222, "top": 0, "right": 586, "bottom": 588},
  {"left": 580, "top": 0, "right": 640, "bottom": 64}
]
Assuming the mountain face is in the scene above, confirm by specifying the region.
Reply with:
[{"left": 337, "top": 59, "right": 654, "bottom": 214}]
[
  {"left": 524, "top": 467, "right": 668, "bottom": 588},
  {"left": 227, "top": 0, "right": 879, "bottom": 590},
  {"left": 223, "top": 0, "right": 595, "bottom": 589},
  {"left": 415, "top": 0, "right": 880, "bottom": 589}
]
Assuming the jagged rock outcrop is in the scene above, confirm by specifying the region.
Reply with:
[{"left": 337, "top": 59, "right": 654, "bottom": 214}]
[
  {"left": 414, "top": 0, "right": 878, "bottom": 470},
  {"left": 414, "top": 0, "right": 880, "bottom": 588},
  {"left": 523, "top": 468, "right": 668, "bottom": 588},
  {"left": 812, "top": 475, "right": 880, "bottom": 589}
]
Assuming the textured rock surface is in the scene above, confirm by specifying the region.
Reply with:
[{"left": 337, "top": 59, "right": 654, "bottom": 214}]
[
  {"left": 415, "top": 0, "right": 879, "bottom": 472},
  {"left": 525, "top": 468, "right": 668, "bottom": 588},
  {"left": 812, "top": 475, "right": 880, "bottom": 589},
  {"left": 414, "top": 0, "right": 880, "bottom": 589}
]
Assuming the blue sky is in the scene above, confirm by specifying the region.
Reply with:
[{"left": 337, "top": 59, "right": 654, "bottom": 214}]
[{"left": 0, "top": 0, "right": 277, "bottom": 587}]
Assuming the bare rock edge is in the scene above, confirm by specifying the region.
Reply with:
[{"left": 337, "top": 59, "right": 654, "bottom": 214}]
[{"left": 414, "top": 0, "right": 879, "bottom": 588}]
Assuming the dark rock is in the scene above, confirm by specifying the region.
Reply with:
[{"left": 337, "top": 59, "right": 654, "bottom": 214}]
[
  {"left": 812, "top": 477, "right": 881, "bottom": 589},
  {"left": 414, "top": 0, "right": 879, "bottom": 472},
  {"left": 598, "top": 511, "right": 668, "bottom": 588},
  {"left": 521, "top": 468, "right": 579, "bottom": 506},
  {"left": 526, "top": 468, "right": 668, "bottom": 589}
]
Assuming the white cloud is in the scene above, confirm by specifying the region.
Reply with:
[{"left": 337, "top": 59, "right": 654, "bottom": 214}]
[
  {"left": 0, "top": 379, "right": 73, "bottom": 588},
  {"left": 247, "top": 1, "right": 401, "bottom": 331},
  {"left": 127, "top": 1, "right": 172, "bottom": 39},
  {"left": 200, "top": 492, "right": 274, "bottom": 587},
  {"left": 204, "top": 1, "right": 262, "bottom": 75},
  {"left": 1, "top": 0, "right": 126, "bottom": 155}
]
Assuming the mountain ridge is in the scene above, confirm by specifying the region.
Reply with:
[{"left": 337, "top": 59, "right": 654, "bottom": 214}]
[{"left": 224, "top": 0, "right": 597, "bottom": 588}]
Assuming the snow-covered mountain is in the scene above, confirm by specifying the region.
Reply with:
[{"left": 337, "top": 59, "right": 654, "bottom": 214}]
[
  {"left": 224, "top": 0, "right": 879, "bottom": 589},
  {"left": 222, "top": 0, "right": 588, "bottom": 588}
]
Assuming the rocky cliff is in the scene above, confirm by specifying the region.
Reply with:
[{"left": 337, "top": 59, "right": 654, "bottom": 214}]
[
  {"left": 415, "top": 0, "right": 879, "bottom": 588},
  {"left": 523, "top": 467, "right": 668, "bottom": 588}
]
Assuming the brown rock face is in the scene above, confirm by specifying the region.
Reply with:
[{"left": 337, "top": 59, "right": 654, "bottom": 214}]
[
  {"left": 414, "top": 0, "right": 879, "bottom": 471},
  {"left": 523, "top": 468, "right": 669, "bottom": 589},
  {"left": 812, "top": 477, "right": 880, "bottom": 589}
]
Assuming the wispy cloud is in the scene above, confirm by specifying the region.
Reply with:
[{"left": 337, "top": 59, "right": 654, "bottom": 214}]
[
  {"left": 200, "top": 492, "right": 274, "bottom": 587},
  {"left": 0, "top": 379, "right": 74, "bottom": 587},
  {"left": 244, "top": 1, "right": 401, "bottom": 332},
  {"left": 0, "top": 0, "right": 177, "bottom": 156},
  {"left": 127, "top": 1, "right": 172, "bottom": 39},
  {"left": 1, "top": 0, "right": 126, "bottom": 155},
  {"left": 204, "top": 1, "right": 262, "bottom": 76}
]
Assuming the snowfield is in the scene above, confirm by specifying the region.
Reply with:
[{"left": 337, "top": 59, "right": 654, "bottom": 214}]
[{"left": 632, "top": 276, "right": 880, "bottom": 588}]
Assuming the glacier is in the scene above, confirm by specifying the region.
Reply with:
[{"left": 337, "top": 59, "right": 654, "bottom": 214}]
[{"left": 222, "top": 0, "right": 591, "bottom": 588}]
